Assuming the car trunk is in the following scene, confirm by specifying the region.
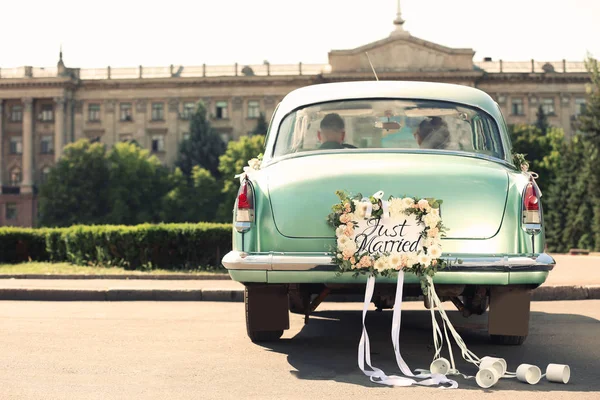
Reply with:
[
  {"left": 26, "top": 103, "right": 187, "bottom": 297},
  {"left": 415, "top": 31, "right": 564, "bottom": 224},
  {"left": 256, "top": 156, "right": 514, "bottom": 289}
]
[{"left": 266, "top": 153, "right": 509, "bottom": 240}]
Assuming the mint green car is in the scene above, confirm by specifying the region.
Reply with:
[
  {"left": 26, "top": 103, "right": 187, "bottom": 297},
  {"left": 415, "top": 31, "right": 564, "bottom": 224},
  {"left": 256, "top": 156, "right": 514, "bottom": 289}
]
[{"left": 222, "top": 81, "right": 555, "bottom": 345}]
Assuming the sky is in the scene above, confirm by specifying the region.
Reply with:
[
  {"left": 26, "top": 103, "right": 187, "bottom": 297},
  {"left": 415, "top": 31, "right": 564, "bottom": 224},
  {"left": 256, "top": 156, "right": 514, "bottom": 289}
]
[{"left": 0, "top": 0, "right": 598, "bottom": 69}]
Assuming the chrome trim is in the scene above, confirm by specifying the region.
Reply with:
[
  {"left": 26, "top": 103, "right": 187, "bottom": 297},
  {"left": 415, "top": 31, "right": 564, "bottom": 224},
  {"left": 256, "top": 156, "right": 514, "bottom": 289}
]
[{"left": 222, "top": 251, "right": 556, "bottom": 272}]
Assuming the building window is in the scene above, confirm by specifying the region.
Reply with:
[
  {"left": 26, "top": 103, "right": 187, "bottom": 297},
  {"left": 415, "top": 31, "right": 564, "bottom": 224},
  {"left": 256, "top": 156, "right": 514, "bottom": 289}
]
[
  {"left": 182, "top": 102, "right": 195, "bottom": 119},
  {"left": 151, "top": 134, "right": 165, "bottom": 152},
  {"left": 215, "top": 101, "right": 228, "bottom": 119},
  {"left": 39, "top": 104, "right": 54, "bottom": 122},
  {"left": 120, "top": 103, "right": 133, "bottom": 121},
  {"left": 10, "top": 136, "right": 23, "bottom": 154},
  {"left": 575, "top": 98, "right": 587, "bottom": 116},
  {"left": 40, "top": 135, "right": 54, "bottom": 154},
  {"left": 541, "top": 98, "right": 555, "bottom": 116},
  {"left": 40, "top": 166, "right": 52, "bottom": 184},
  {"left": 5, "top": 203, "right": 17, "bottom": 220},
  {"left": 10, "top": 105, "right": 23, "bottom": 122},
  {"left": 88, "top": 104, "right": 101, "bottom": 122},
  {"left": 151, "top": 103, "right": 164, "bottom": 121},
  {"left": 9, "top": 167, "right": 22, "bottom": 186},
  {"left": 247, "top": 100, "right": 260, "bottom": 119},
  {"left": 511, "top": 98, "right": 524, "bottom": 116}
]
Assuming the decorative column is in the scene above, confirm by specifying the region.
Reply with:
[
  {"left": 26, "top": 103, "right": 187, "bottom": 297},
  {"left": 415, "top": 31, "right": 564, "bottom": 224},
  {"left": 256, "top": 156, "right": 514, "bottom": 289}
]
[
  {"left": 21, "top": 97, "right": 34, "bottom": 193},
  {"left": 54, "top": 97, "right": 65, "bottom": 161},
  {"left": 0, "top": 100, "right": 4, "bottom": 190}
]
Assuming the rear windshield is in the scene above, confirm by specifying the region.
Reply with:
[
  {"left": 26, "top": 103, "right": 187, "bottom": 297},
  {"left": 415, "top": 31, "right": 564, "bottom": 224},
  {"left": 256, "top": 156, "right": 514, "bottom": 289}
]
[{"left": 273, "top": 99, "right": 505, "bottom": 160}]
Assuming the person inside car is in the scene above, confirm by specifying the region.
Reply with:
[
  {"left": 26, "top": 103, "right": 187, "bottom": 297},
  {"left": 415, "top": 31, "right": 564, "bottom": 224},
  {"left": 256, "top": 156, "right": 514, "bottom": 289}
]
[
  {"left": 318, "top": 113, "right": 357, "bottom": 149},
  {"left": 414, "top": 116, "right": 451, "bottom": 149}
]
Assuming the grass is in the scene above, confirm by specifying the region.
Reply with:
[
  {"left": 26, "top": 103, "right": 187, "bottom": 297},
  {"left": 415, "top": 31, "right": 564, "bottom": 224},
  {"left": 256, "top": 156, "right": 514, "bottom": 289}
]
[{"left": 0, "top": 262, "right": 227, "bottom": 276}]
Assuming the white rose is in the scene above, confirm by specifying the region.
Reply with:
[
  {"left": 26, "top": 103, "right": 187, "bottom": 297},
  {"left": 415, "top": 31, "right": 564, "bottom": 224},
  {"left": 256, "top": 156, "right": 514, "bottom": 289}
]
[
  {"left": 353, "top": 200, "right": 365, "bottom": 219},
  {"left": 248, "top": 158, "right": 261, "bottom": 170},
  {"left": 431, "top": 208, "right": 440, "bottom": 217},
  {"left": 425, "top": 237, "right": 439, "bottom": 249},
  {"left": 405, "top": 252, "right": 418, "bottom": 268},
  {"left": 344, "top": 240, "right": 357, "bottom": 254},
  {"left": 388, "top": 198, "right": 406, "bottom": 218},
  {"left": 374, "top": 256, "right": 389, "bottom": 272},
  {"left": 418, "top": 252, "right": 432, "bottom": 267},
  {"left": 429, "top": 246, "right": 442, "bottom": 259},
  {"left": 402, "top": 197, "right": 415, "bottom": 209},
  {"left": 335, "top": 226, "right": 346, "bottom": 237},
  {"left": 388, "top": 252, "right": 402, "bottom": 270},
  {"left": 424, "top": 213, "right": 441, "bottom": 229},
  {"left": 337, "top": 235, "right": 351, "bottom": 249}
]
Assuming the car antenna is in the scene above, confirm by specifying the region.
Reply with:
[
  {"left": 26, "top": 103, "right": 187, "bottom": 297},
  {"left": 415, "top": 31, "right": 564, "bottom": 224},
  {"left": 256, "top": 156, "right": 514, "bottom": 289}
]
[{"left": 365, "top": 52, "right": 379, "bottom": 81}]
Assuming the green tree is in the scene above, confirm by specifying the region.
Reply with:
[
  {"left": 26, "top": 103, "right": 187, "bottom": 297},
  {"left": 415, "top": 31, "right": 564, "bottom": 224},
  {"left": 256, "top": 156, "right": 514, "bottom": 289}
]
[
  {"left": 161, "top": 166, "right": 221, "bottom": 222},
  {"left": 39, "top": 140, "right": 110, "bottom": 227},
  {"left": 251, "top": 112, "right": 269, "bottom": 136},
  {"left": 535, "top": 105, "right": 549, "bottom": 135},
  {"left": 544, "top": 135, "right": 595, "bottom": 252},
  {"left": 577, "top": 55, "right": 600, "bottom": 249},
  {"left": 106, "top": 142, "right": 171, "bottom": 225},
  {"left": 175, "top": 101, "right": 226, "bottom": 178},
  {"left": 216, "top": 135, "right": 265, "bottom": 220},
  {"left": 509, "top": 124, "right": 563, "bottom": 195}
]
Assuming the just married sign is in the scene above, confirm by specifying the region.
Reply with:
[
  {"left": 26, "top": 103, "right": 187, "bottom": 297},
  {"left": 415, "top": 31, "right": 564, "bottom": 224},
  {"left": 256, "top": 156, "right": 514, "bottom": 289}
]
[{"left": 354, "top": 216, "right": 423, "bottom": 255}]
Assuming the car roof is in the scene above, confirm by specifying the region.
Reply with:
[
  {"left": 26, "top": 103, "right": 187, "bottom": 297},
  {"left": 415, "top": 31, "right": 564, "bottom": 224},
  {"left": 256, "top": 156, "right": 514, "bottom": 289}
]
[{"left": 277, "top": 80, "right": 502, "bottom": 120}]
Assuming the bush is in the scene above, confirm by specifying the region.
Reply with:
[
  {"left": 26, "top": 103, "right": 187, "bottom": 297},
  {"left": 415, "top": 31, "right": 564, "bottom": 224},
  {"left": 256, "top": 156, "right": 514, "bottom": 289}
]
[
  {"left": 0, "top": 227, "right": 50, "bottom": 263},
  {"left": 0, "top": 223, "right": 232, "bottom": 271}
]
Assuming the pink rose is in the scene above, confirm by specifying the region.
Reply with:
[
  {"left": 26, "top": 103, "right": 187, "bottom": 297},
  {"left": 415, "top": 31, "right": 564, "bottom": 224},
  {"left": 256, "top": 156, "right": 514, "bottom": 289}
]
[
  {"left": 339, "top": 214, "right": 350, "bottom": 224},
  {"left": 360, "top": 256, "right": 372, "bottom": 268},
  {"left": 418, "top": 199, "right": 430, "bottom": 210},
  {"left": 342, "top": 248, "right": 354, "bottom": 259},
  {"left": 428, "top": 227, "right": 439, "bottom": 237}
]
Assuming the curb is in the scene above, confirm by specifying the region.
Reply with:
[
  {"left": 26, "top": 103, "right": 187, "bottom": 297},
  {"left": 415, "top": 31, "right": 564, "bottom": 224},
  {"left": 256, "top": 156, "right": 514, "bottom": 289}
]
[
  {"left": 0, "top": 274, "right": 231, "bottom": 281},
  {"left": 0, "top": 285, "right": 598, "bottom": 302}
]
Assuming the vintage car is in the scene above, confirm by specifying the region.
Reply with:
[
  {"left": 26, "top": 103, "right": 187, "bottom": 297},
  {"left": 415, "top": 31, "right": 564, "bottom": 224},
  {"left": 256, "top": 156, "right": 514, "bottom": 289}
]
[{"left": 222, "top": 81, "right": 555, "bottom": 345}]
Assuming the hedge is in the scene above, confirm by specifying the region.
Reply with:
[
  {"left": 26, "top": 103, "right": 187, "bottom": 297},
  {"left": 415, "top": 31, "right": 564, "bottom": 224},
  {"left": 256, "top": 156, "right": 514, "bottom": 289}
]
[{"left": 0, "top": 223, "right": 232, "bottom": 271}]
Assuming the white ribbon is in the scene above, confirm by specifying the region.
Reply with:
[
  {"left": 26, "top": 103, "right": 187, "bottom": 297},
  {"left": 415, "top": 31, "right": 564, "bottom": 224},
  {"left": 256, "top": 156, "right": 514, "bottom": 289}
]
[
  {"left": 358, "top": 274, "right": 458, "bottom": 389},
  {"left": 234, "top": 166, "right": 259, "bottom": 183}
]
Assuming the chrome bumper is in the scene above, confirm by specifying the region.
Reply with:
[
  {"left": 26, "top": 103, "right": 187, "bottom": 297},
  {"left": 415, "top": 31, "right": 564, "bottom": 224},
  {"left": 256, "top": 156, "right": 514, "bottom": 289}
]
[{"left": 222, "top": 251, "right": 555, "bottom": 272}]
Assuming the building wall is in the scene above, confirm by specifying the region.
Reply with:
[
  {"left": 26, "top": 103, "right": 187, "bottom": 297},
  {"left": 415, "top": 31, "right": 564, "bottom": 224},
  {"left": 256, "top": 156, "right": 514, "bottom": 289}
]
[{"left": 0, "top": 68, "right": 591, "bottom": 227}]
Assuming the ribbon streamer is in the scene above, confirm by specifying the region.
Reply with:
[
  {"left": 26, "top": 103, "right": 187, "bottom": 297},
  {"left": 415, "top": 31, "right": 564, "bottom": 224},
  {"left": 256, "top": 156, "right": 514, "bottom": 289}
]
[{"left": 358, "top": 274, "right": 458, "bottom": 389}]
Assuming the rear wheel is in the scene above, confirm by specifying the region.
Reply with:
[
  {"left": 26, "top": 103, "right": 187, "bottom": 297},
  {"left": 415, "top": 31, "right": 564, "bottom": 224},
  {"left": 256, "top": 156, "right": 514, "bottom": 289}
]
[{"left": 244, "top": 284, "right": 289, "bottom": 343}]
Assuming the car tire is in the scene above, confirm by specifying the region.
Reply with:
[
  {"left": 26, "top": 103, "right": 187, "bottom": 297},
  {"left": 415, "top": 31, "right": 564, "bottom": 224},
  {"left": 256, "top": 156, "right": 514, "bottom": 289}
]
[
  {"left": 244, "top": 284, "right": 289, "bottom": 343},
  {"left": 490, "top": 334, "right": 527, "bottom": 346}
]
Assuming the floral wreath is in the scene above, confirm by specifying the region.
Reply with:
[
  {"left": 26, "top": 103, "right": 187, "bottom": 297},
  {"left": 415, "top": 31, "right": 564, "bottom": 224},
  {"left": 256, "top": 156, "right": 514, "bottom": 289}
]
[{"left": 327, "top": 190, "right": 450, "bottom": 290}]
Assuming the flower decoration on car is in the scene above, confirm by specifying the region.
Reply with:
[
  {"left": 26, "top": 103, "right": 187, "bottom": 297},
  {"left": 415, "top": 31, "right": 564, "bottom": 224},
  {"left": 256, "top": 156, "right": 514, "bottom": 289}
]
[
  {"left": 235, "top": 154, "right": 263, "bottom": 182},
  {"left": 327, "top": 190, "right": 450, "bottom": 290}
]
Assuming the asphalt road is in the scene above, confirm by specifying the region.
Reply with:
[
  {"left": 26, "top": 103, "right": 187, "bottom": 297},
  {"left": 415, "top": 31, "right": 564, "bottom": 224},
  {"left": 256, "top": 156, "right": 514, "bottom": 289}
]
[{"left": 0, "top": 300, "right": 598, "bottom": 400}]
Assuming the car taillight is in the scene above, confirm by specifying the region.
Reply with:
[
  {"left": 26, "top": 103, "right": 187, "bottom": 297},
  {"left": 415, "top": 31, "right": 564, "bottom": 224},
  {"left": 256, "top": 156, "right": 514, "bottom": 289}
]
[
  {"left": 235, "top": 180, "right": 254, "bottom": 232},
  {"left": 523, "top": 181, "right": 541, "bottom": 224}
]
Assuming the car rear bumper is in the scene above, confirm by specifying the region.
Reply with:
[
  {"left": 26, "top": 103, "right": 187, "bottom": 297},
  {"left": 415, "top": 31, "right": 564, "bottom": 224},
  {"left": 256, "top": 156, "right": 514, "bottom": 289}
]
[{"left": 222, "top": 251, "right": 555, "bottom": 285}]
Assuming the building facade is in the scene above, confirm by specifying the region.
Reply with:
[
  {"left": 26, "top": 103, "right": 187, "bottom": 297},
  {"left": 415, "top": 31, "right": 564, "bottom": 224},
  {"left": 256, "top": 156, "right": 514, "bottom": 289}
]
[{"left": 0, "top": 12, "right": 591, "bottom": 227}]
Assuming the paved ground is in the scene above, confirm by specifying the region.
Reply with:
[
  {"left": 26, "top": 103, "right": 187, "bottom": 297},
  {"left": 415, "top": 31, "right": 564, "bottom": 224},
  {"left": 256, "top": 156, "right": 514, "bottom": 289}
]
[{"left": 0, "top": 300, "right": 598, "bottom": 400}]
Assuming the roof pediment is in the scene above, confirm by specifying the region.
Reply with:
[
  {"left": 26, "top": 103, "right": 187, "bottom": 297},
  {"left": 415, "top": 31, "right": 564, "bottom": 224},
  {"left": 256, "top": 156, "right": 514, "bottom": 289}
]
[{"left": 328, "top": 33, "right": 475, "bottom": 73}]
